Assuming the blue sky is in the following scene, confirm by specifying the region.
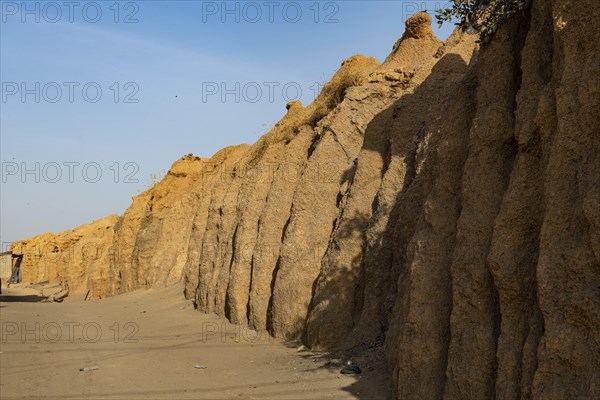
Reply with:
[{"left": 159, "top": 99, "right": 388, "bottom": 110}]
[{"left": 0, "top": 0, "right": 454, "bottom": 245}]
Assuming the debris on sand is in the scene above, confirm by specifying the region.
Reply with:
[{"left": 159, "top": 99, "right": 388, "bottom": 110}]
[
  {"left": 79, "top": 366, "right": 99, "bottom": 372},
  {"left": 340, "top": 365, "right": 361, "bottom": 375},
  {"left": 49, "top": 289, "right": 69, "bottom": 303}
]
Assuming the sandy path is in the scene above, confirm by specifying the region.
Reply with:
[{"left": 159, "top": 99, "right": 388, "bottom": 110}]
[{"left": 0, "top": 285, "right": 389, "bottom": 399}]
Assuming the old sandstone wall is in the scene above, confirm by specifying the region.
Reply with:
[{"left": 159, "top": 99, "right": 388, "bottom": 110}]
[{"left": 12, "top": 3, "right": 599, "bottom": 399}]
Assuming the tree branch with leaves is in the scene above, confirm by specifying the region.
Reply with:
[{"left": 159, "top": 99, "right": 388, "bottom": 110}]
[{"left": 436, "top": 0, "right": 532, "bottom": 43}]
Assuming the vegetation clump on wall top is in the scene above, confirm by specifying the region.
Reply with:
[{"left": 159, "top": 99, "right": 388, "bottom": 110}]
[{"left": 436, "top": 0, "right": 532, "bottom": 42}]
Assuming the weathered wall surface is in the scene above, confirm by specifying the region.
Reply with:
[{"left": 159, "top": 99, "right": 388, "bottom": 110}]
[
  {"left": 107, "top": 148, "right": 250, "bottom": 296},
  {"left": 11, "top": 215, "right": 118, "bottom": 297},
  {"left": 12, "top": 3, "right": 599, "bottom": 398}
]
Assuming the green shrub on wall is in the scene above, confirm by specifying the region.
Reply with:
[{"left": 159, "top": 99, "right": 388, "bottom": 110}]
[{"left": 436, "top": 0, "right": 532, "bottom": 43}]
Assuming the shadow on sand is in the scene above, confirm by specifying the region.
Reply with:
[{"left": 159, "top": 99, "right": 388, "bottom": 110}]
[{"left": 0, "top": 293, "right": 47, "bottom": 303}]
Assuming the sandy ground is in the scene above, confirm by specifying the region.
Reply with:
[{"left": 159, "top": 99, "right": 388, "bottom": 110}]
[{"left": 0, "top": 284, "right": 390, "bottom": 400}]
